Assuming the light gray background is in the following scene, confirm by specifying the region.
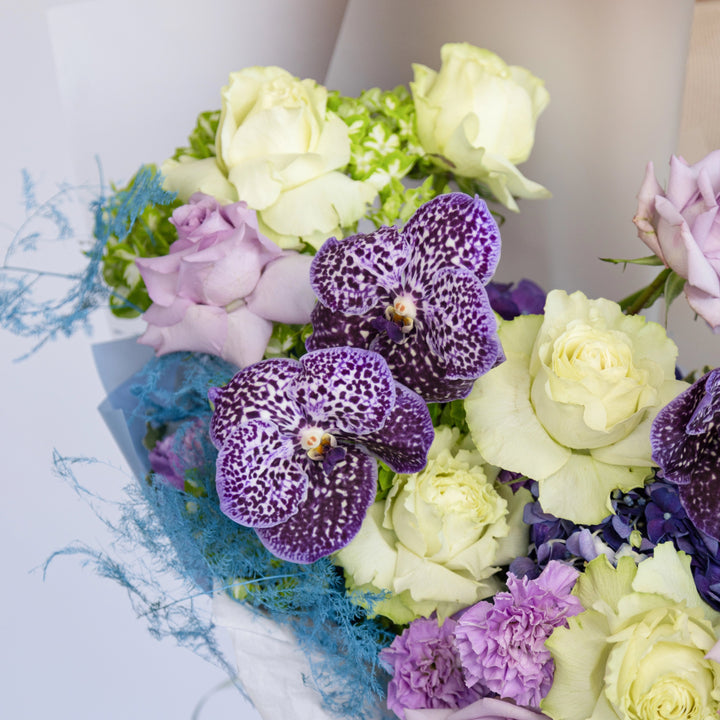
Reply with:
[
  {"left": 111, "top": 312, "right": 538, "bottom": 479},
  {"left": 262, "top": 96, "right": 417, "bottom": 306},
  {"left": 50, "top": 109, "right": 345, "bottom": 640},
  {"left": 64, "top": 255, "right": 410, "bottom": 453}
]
[{"left": 1, "top": 1, "right": 711, "bottom": 718}]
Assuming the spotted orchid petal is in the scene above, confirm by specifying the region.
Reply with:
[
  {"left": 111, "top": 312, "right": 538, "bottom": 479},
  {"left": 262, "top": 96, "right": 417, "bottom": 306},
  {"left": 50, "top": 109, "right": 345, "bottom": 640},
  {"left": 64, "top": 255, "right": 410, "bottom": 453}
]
[
  {"left": 290, "top": 346, "right": 396, "bottom": 436},
  {"left": 359, "top": 382, "right": 435, "bottom": 473},
  {"left": 424, "top": 266, "right": 501, "bottom": 379},
  {"left": 404, "top": 192, "right": 501, "bottom": 289},
  {"left": 307, "top": 193, "right": 503, "bottom": 402},
  {"left": 216, "top": 420, "right": 308, "bottom": 528},
  {"left": 310, "top": 226, "right": 409, "bottom": 313},
  {"left": 651, "top": 368, "right": 720, "bottom": 539},
  {"left": 256, "top": 450, "right": 377, "bottom": 563},
  {"left": 370, "top": 330, "right": 478, "bottom": 403},
  {"left": 209, "top": 358, "right": 302, "bottom": 448},
  {"left": 305, "top": 303, "right": 378, "bottom": 352},
  {"left": 210, "top": 347, "right": 433, "bottom": 562}
]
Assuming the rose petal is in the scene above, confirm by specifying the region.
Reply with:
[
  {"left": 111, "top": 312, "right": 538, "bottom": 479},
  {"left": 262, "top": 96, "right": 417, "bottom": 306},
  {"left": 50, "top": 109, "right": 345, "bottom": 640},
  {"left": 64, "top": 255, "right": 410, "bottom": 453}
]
[
  {"left": 246, "top": 252, "right": 317, "bottom": 324},
  {"left": 221, "top": 306, "right": 274, "bottom": 368},
  {"left": 138, "top": 302, "right": 226, "bottom": 357}
]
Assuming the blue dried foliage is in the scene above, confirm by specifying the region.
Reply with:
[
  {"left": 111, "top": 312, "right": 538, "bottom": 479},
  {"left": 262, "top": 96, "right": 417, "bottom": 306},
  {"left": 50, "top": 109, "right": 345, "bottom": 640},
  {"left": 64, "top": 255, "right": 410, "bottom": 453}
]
[
  {"left": 49, "top": 351, "right": 395, "bottom": 720},
  {"left": 0, "top": 166, "right": 174, "bottom": 357}
]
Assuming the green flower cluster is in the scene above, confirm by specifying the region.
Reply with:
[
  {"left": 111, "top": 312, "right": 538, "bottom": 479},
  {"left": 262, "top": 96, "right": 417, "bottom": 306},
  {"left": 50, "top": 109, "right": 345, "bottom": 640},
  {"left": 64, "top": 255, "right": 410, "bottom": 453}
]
[
  {"left": 170, "top": 110, "right": 220, "bottom": 162},
  {"left": 328, "top": 87, "right": 437, "bottom": 228}
]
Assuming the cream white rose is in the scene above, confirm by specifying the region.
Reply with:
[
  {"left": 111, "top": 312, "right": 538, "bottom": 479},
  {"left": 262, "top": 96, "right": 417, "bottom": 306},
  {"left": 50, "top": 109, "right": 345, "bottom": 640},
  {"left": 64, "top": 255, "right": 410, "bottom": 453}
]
[
  {"left": 333, "top": 426, "right": 530, "bottom": 624},
  {"left": 410, "top": 43, "right": 550, "bottom": 211},
  {"left": 543, "top": 544, "right": 720, "bottom": 720},
  {"left": 162, "top": 66, "right": 376, "bottom": 250},
  {"left": 466, "top": 290, "right": 688, "bottom": 525}
]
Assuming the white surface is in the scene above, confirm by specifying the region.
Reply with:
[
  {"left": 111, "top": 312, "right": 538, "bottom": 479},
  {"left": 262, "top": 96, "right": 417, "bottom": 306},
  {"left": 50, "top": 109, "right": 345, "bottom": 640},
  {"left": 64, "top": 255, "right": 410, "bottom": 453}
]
[{"left": 0, "top": 1, "right": 713, "bottom": 719}]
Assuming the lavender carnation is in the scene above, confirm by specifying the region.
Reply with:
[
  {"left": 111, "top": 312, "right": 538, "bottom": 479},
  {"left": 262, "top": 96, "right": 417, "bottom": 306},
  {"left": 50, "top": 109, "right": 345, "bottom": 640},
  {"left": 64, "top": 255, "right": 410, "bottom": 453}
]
[
  {"left": 454, "top": 561, "right": 583, "bottom": 708},
  {"left": 380, "top": 617, "right": 480, "bottom": 719}
]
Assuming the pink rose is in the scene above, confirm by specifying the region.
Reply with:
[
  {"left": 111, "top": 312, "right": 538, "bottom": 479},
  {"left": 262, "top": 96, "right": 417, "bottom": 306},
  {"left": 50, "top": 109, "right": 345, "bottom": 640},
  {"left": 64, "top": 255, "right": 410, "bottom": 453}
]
[
  {"left": 404, "top": 698, "right": 551, "bottom": 720},
  {"left": 633, "top": 152, "right": 720, "bottom": 331},
  {"left": 136, "top": 193, "right": 316, "bottom": 367}
]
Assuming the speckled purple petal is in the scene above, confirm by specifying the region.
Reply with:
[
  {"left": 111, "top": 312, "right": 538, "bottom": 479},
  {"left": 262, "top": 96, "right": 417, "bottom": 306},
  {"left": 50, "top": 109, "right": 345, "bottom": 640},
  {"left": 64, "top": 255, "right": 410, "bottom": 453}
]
[
  {"left": 305, "top": 302, "right": 377, "bottom": 352},
  {"left": 208, "top": 358, "right": 302, "bottom": 449},
  {"left": 424, "top": 267, "right": 501, "bottom": 379},
  {"left": 255, "top": 449, "right": 377, "bottom": 563},
  {"left": 215, "top": 420, "right": 308, "bottom": 528},
  {"left": 403, "top": 193, "right": 501, "bottom": 290},
  {"left": 310, "top": 226, "right": 408, "bottom": 313},
  {"left": 651, "top": 369, "right": 720, "bottom": 539},
  {"left": 290, "top": 347, "right": 396, "bottom": 435},
  {"left": 369, "top": 330, "right": 476, "bottom": 403},
  {"left": 359, "top": 382, "right": 435, "bottom": 473}
]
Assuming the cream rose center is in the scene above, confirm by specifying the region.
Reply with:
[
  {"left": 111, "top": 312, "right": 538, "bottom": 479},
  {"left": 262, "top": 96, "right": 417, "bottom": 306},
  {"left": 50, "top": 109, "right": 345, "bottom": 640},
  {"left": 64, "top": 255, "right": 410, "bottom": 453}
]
[{"left": 635, "top": 676, "right": 706, "bottom": 720}]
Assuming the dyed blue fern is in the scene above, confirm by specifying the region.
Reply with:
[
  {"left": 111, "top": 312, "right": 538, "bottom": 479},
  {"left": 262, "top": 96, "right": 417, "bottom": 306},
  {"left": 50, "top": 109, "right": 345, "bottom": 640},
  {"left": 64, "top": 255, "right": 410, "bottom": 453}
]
[
  {"left": 48, "top": 351, "right": 395, "bottom": 720},
  {"left": 7, "top": 169, "right": 394, "bottom": 719},
  {"left": 0, "top": 166, "right": 174, "bottom": 357}
]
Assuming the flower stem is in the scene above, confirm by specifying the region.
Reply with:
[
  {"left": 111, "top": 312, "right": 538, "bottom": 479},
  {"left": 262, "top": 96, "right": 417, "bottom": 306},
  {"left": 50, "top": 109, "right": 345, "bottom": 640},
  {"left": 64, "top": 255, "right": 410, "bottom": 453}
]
[{"left": 621, "top": 268, "right": 672, "bottom": 315}]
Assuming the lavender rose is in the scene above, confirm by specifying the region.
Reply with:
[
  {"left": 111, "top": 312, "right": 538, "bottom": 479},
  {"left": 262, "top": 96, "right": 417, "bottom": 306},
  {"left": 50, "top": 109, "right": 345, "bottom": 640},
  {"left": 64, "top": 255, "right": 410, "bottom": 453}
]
[
  {"left": 136, "top": 193, "right": 316, "bottom": 368},
  {"left": 633, "top": 152, "right": 720, "bottom": 331},
  {"left": 404, "top": 698, "right": 552, "bottom": 720}
]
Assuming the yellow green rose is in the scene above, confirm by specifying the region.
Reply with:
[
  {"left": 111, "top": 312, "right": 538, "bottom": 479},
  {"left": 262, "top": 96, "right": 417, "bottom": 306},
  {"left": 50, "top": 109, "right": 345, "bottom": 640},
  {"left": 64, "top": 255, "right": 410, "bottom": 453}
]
[
  {"left": 410, "top": 42, "right": 550, "bottom": 211},
  {"left": 333, "top": 426, "right": 531, "bottom": 624},
  {"left": 465, "top": 290, "right": 687, "bottom": 525},
  {"left": 542, "top": 543, "right": 720, "bottom": 720},
  {"left": 162, "top": 66, "right": 376, "bottom": 250}
]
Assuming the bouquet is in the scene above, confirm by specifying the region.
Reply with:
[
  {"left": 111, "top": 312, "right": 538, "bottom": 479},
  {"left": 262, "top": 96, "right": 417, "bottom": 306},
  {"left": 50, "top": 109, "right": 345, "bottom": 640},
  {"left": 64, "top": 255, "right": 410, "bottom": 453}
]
[{"left": 4, "top": 36, "right": 720, "bottom": 720}]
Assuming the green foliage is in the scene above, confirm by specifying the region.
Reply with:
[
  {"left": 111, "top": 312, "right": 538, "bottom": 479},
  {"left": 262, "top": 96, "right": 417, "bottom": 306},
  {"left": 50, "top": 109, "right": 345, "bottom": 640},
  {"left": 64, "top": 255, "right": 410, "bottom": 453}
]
[
  {"left": 329, "top": 87, "right": 433, "bottom": 227},
  {"left": 263, "top": 322, "right": 312, "bottom": 361},
  {"left": 171, "top": 110, "right": 221, "bottom": 161},
  {"left": 428, "top": 398, "right": 469, "bottom": 436}
]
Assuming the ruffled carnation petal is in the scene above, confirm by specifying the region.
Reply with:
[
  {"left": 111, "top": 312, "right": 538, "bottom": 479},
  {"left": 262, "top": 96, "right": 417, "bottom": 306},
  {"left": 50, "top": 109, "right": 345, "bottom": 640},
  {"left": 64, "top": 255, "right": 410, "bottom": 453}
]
[
  {"left": 255, "top": 448, "right": 376, "bottom": 563},
  {"left": 216, "top": 420, "right": 308, "bottom": 528}
]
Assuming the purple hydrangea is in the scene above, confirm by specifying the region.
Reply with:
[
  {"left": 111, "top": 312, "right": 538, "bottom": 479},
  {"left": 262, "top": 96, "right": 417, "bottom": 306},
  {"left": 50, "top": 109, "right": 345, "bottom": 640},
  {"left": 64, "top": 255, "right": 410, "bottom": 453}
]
[
  {"left": 148, "top": 418, "right": 208, "bottom": 491},
  {"left": 454, "top": 561, "right": 583, "bottom": 708},
  {"left": 651, "top": 368, "right": 720, "bottom": 540},
  {"left": 208, "top": 346, "right": 434, "bottom": 563},
  {"left": 306, "top": 193, "right": 503, "bottom": 403},
  {"left": 486, "top": 279, "right": 546, "bottom": 321},
  {"left": 380, "top": 617, "right": 481, "bottom": 719}
]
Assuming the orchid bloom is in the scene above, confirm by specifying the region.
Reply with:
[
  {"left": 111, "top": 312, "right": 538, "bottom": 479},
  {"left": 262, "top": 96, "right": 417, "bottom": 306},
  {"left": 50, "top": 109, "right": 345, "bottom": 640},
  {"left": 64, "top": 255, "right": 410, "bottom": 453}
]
[
  {"left": 208, "top": 346, "right": 434, "bottom": 563},
  {"left": 306, "top": 193, "right": 503, "bottom": 403},
  {"left": 651, "top": 368, "right": 720, "bottom": 540}
]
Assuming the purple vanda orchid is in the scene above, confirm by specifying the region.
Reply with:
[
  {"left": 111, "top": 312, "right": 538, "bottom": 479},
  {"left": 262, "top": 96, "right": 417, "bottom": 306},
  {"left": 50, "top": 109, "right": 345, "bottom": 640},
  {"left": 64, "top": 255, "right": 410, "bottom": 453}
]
[
  {"left": 208, "top": 346, "right": 435, "bottom": 563},
  {"left": 306, "top": 193, "right": 503, "bottom": 403},
  {"left": 651, "top": 368, "right": 720, "bottom": 540}
]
